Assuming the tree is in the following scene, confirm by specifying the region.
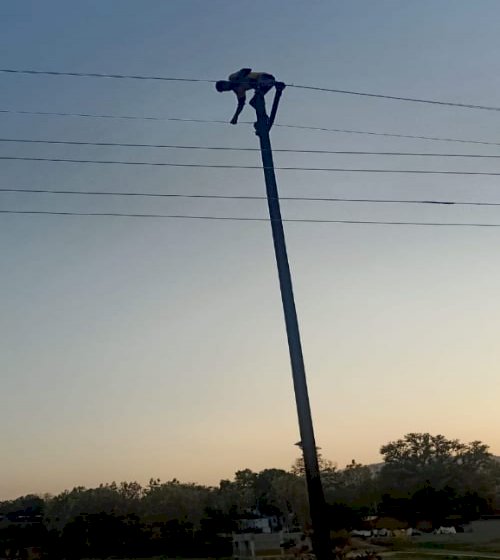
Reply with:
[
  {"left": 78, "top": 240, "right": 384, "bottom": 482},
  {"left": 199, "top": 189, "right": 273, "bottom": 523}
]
[
  {"left": 141, "top": 478, "right": 212, "bottom": 527},
  {"left": 44, "top": 482, "right": 142, "bottom": 530},
  {"left": 0, "top": 494, "right": 44, "bottom": 521},
  {"left": 379, "top": 433, "right": 495, "bottom": 494},
  {"left": 326, "top": 502, "right": 363, "bottom": 531},
  {"left": 325, "top": 460, "right": 377, "bottom": 511},
  {"left": 253, "top": 469, "right": 293, "bottom": 517},
  {"left": 291, "top": 451, "right": 336, "bottom": 478},
  {"left": 233, "top": 469, "right": 259, "bottom": 511},
  {"left": 271, "top": 471, "right": 309, "bottom": 528},
  {"left": 410, "top": 484, "right": 457, "bottom": 526}
]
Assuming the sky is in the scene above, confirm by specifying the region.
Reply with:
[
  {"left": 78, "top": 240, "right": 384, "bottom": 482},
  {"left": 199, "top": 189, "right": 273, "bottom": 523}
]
[{"left": 1, "top": 0, "right": 500, "bottom": 500}]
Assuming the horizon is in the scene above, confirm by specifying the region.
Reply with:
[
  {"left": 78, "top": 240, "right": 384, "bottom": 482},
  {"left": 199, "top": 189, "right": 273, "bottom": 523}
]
[{"left": 3, "top": 440, "right": 499, "bottom": 502}]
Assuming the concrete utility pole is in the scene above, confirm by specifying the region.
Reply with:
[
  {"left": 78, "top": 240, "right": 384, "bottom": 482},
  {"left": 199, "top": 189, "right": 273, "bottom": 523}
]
[{"left": 217, "top": 71, "right": 332, "bottom": 560}]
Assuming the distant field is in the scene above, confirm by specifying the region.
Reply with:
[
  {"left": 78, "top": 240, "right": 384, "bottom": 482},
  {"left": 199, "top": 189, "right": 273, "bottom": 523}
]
[
  {"left": 357, "top": 520, "right": 500, "bottom": 560},
  {"left": 394, "top": 520, "right": 500, "bottom": 554},
  {"left": 388, "top": 555, "right": 500, "bottom": 560},
  {"left": 80, "top": 556, "right": 235, "bottom": 560}
]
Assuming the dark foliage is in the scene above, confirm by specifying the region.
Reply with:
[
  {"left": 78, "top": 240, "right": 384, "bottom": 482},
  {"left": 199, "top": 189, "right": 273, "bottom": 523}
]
[{"left": 1, "top": 433, "right": 498, "bottom": 558}]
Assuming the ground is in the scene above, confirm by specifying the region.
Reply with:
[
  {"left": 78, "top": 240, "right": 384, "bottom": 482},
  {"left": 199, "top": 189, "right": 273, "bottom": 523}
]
[
  {"left": 348, "top": 520, "right": 500, "bottom": 560},
  {"left": 82, "top": 520, "right": 500, "bottom": 560},
  {"left": 390, "top": 520, "right": 500, "bottom": 554}
]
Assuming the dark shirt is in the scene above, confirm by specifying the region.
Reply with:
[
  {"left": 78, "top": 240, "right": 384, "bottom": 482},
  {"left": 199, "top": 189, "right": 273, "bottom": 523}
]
[{"left": 228, "top": 70, "right": 275, "bottom": 100}]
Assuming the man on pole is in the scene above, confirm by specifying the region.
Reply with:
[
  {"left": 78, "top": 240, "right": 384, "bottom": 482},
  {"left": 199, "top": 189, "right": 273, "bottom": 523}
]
[{"left": 215, "top": 68, "right": 283, "bottom": 124}]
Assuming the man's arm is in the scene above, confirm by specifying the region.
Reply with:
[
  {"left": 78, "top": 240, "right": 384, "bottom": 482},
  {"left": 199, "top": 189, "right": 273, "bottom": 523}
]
[{"left": 230, "top": 88, "right": 246, "bottom": 125}]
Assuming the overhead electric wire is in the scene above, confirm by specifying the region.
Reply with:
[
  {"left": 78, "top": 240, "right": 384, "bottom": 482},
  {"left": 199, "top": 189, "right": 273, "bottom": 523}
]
[
  {"left": 0, "top": 68, "right": 215, "bottom": 84},
  {"left": 288, "top": 83, "right": 500, "bottom": 112},
  {"left": 3, "top": 187, "right": 500, "bottom": 208},
  {"left": 3, "top": 137, "right": 500, "bottom": 159},
  {"left": 274, "top": 123, "right": 500, "bottom": 148},
  {"left": 3, "top": 67, "right": 500, "bottom": 112},
  {"left": 2, "top": 209, "right": 500, "bottom": 228},
  {"left": 4, "top": 155, "right": 500, "bottom": 175},
  {"left": 3, "top": 108, "right": 500, "bottom": 148},
  {"left": 0, "top": 108, "right": 230, "bottom": 124}
]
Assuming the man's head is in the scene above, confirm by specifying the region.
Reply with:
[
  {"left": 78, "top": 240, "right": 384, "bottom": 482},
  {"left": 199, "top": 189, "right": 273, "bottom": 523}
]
[{"left": 215, "top": 80, "right": 233, "bottom": 92}]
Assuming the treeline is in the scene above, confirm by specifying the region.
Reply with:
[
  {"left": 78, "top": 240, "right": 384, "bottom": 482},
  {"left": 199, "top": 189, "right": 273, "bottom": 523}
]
[{"left": 1, "top": 433, "right": 499, "bottom": 559}]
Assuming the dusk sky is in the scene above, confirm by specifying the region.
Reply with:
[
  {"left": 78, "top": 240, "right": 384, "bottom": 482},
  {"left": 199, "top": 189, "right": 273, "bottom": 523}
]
[{"left": 1, "top": 1, "right": 500, "bottom": 500}]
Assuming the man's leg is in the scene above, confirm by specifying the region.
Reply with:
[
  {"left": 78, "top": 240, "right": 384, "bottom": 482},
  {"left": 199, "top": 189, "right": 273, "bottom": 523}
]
[
  {"left": 250, "top": 78, "right": 274, "bottom": 108},
  {"left": 249, "top": 93, "right": 258, "bottom": 109}
]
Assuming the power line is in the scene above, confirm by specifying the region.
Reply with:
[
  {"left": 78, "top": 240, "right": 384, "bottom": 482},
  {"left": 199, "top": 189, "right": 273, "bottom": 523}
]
[
  {"left": 274, "top": 124, "right": 500, "bottom": 148},
  {"left": 3, "top": 108, "right": 500, "bottom": 148},
  {"left": 0, "top": 108, "right": 230, "bottom": 124},
  {"left": 3, "top": 67, "right": 500, "bottom": 112},
  {"left": 3, "top": 137, "right": 500, "bottom": 159},
  {"left": 4, "top": 155, "right": 500, "bottom": 175},
  {"left": 3, "top": 187, "right": 500, "bottom": 207},
  {"left": 2, "top": 209, "right": 500, "bottom": 227},
  {"left": 0, "top": 68, "right": 215, "bottom": 84},
  {"left": 0, "top": 138, "right": 262, "bottom": 151},
  {"left": 288, "top": 83, "right": 500, "bottom": 112}
]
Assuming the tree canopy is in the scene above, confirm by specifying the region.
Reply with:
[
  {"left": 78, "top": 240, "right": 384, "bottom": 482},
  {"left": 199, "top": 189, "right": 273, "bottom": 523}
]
[
  {"left": 379, "top": 433, "right": 499, "bottom": 497},
  {"left": 1, "top": 432, "right": 499, "bottom": 559}
]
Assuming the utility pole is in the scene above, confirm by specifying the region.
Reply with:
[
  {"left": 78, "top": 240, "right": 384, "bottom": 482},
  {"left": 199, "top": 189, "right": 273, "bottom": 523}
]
[
  {"left": 217, "top": 72, "right": 332, "bottom": 560},
  {"left": 252, "top": 85, "right": 331, "bottom": 560}
]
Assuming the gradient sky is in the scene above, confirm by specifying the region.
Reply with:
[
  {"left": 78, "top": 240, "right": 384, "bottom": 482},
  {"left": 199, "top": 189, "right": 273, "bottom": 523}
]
[{"left": 1, "top": 0, "right": 500, "bottom": 500}]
